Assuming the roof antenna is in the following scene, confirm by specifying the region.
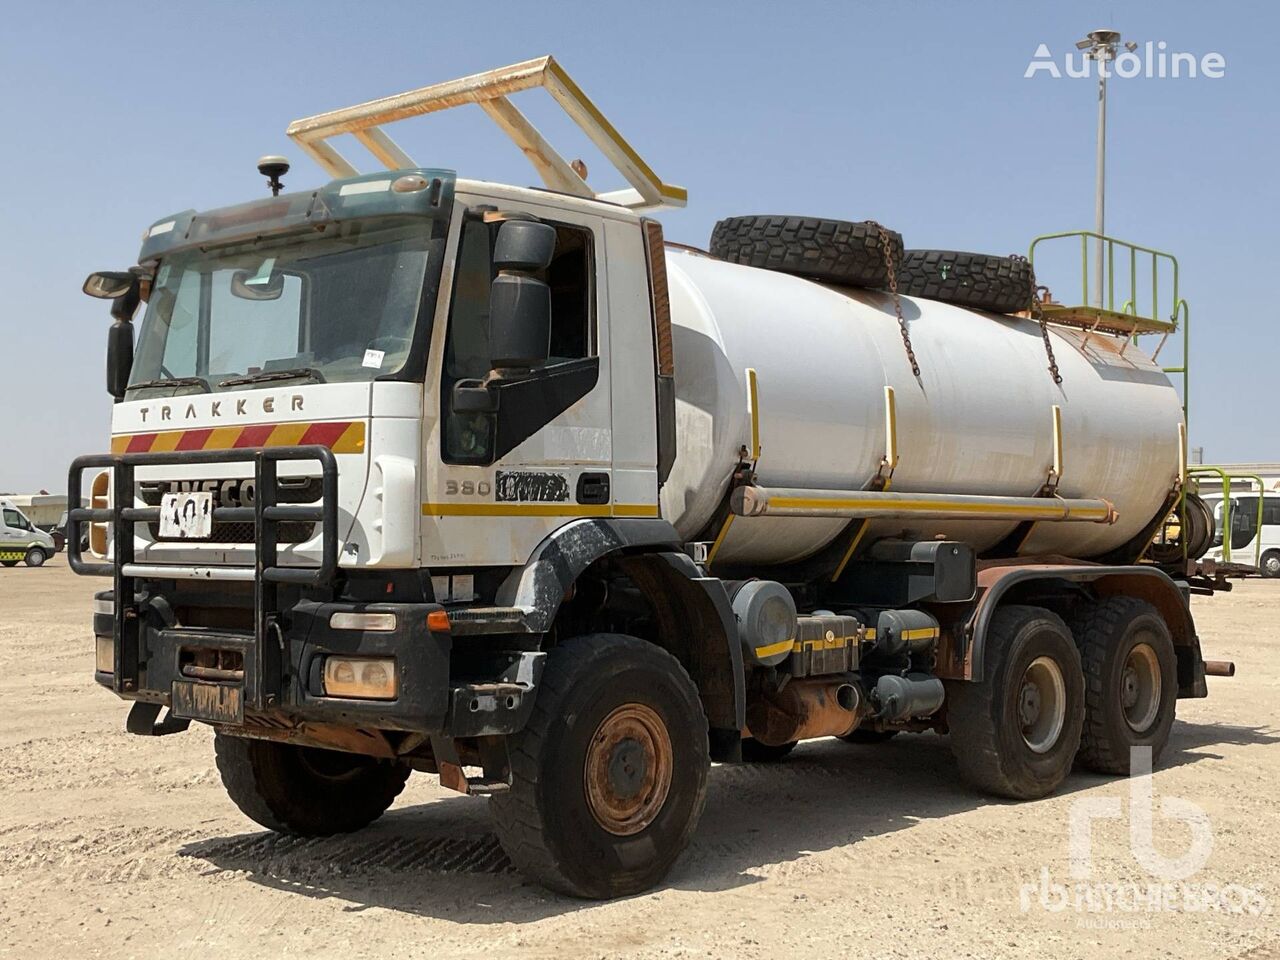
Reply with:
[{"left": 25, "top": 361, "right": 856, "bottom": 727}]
[{"left": 257, "top": 155, "right": 290, "bottom": 196}]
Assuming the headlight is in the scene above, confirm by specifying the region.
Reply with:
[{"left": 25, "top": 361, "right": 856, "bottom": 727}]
[
  {"left": 322, "top": 656, "right": 397, "bottom": 700},
  {"left": 329, "top": 612, "right": 397, "bottom": 632}
]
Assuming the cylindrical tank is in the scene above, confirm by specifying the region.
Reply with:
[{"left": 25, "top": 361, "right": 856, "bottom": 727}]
[{"left": 659, "top": 249, "right": 1184, "bottom": 566}]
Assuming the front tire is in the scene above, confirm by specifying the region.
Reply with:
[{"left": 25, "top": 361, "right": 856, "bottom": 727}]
[
  {"left": 24, "top": 547, "right": 46, "bottom": 568},
  {"left": 213, "top": 734, "right": 410, "bottom": 835},
  {"left": 945, "top": 605, "right": 1084, "bottom": 800},
  {"left": 1071, "top": 598, "right": 1177, "bottom": 775},
  {"left": 490, "top": 634, "right": 710, "bottom": 899}
]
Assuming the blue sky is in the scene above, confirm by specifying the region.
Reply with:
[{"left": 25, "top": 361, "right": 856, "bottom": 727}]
[{"left": 1, "top": 0, "right": 1274, "bottom": 492}]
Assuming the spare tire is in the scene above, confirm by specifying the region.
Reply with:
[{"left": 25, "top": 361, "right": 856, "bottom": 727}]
[
  {"left": 710, "top": 215, "right": 903, "bottom": 288},
  {"left": 898, "top": 250, "right": 1034, "bottom": 314}
]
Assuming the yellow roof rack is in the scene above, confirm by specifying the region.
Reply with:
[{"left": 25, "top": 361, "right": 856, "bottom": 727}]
[{"left": 286, "top": 55, "right": 687, "bottom": 212}]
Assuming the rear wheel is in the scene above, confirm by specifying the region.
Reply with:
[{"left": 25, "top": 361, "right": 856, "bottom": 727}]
[
  {"left": 945, "top": 605, "right": 1084, "bottom": 799},
  {"left": 24, "top": 547, "right": 46, "bottom": 568},
  {"left": 213, "top": 734, "right": 410, "bottom": 835},
  {"left": 490, "top": 634, "right": 710, "bottom": 899},
  {"left": 1071, "top": 598, "right": 1177, "bottom": 774},
  {"left": 1260, "top": 550, "right": 1280, "bottom": 579}
]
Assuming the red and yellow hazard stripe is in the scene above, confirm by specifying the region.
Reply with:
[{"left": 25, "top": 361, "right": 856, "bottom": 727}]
[{"left": 110, "top": 421, "right": 365, "bottom": 455}]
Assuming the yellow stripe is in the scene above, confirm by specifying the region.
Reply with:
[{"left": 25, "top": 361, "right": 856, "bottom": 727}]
[
  {"left": 204, "top": 426, "right": 244, "bottom": 450},
  {"left": 421, "top": 502, "right": 658, "bottom": 518},
  {"left": 330, "top": 421, "right": 366, "bottom": 454},
  {"left": 705, "top": 513, "right": 735, "bottom": 567},
  {"left": 149, "top": 430, "right": 184, "bottom": 453},
  {"left": 831, "top": 518, "right": 872, "bottom": 582},
  {"left": 771, "top": 496, "right": 1109, "bottom": 519},
  {"left": 265, "top": 422, "right": 309, "bottom": 447},
  {"left": 110, "top": 435, "right": 129, "bottom": 454},
  {"left": 900, "top": 627, "right": 940, "bottom": 641},
  {"left": 753, "top": 638, "right": 795, "bottom": 659},
  {"left": 747, "top": 367, "right": 760, "bottom": 461}
]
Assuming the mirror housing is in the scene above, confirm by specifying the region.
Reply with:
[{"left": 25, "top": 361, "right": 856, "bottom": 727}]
[
  {"left": 83, "top": 271, "right": 136, "bottom": 300},
  {"left": 230, "top": 268, "right": 286, "bottom": 301},
  {"left": 105, "top": 282, "right": 141, "bottom": 401},
  {"left": 488, "top": 220, "right": 556, "bottom": 370}
]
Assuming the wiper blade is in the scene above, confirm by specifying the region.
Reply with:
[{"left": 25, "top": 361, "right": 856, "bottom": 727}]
[
  {"left": 128, "top": 376, "right": 211, "bottom": 391},
  {"left": 218, "top": 368, "right": 325, "bottom": 387}
]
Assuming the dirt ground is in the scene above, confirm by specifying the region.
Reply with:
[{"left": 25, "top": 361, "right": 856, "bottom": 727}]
[{"left": 1, "top": 561, "right": 1276, "bottom": 960}]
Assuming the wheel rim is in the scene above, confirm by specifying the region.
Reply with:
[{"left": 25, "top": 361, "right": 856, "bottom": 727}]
[
  {"left": 584, "top": 703, "right": 673, "bottom": 836},
  {"left": 1018, "top": 655, "right": 1067, "bottom": 754},
  {"left": 1265, "top": 554, "right": 1280, "bottom": 576},
  {"left": 1121, "top": 642, "right": 1162, "bottom": 733}
]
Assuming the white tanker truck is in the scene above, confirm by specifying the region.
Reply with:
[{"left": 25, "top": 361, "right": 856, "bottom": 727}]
[{"left": 71, "top": 58, "right": 1232, "bottom": 899}]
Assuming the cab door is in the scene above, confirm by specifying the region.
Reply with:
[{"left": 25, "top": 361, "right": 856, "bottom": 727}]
[{"left": 421, "top": 194, "right": 614, "bottom": 568}]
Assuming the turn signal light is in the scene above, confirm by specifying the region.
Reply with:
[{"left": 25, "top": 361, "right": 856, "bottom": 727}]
[
  {"left": 426, "top": 610, "right": 451, "bottom": 632},
  {"left": 323, "top": 656, "right": 398, "bottom": 700}
]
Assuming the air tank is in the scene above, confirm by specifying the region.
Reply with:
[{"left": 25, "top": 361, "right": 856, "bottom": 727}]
[{"left": 659, "top": 249, "right": 1184, "bottom": 566}]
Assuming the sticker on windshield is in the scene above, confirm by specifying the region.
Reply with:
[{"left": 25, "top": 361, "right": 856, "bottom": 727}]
[{"left": 362, "top": 349, "right": 385, "bottom": 369}]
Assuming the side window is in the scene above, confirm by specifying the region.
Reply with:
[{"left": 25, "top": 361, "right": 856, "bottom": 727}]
[
  {"left": 1264, "top": 499, "right": 1280, "bottom": 527},
  {"left": 441, "top": 217, "right": 597, "bottom": 464},
  {"left": 3, "top": 509, "right": 26, "bottom": 530}
]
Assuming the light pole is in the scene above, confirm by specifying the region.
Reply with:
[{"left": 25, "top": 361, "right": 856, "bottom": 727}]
[{"left": 1076, "top": 29, "right": 1137, "bottom": 307}]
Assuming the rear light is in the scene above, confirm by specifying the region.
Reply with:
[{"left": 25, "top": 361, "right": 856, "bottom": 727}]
[
  {"left": 95, "top": 636, "right": 114, "bottom": 673},
  {"left": 323, "top": 656, "right": 397, "bottom": 700}
]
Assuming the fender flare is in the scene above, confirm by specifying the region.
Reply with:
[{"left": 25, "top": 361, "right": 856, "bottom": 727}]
[{"left": 965, "top": 564, "right": 1205, "bottom": 698}]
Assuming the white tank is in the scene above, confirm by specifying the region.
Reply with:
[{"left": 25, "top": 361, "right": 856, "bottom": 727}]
[{"left": 659, "top": 249, "right": 1184, "bottom": 566}]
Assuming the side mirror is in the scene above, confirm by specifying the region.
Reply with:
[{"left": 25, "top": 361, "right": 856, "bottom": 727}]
[
  {"left": 489, "top": 220, "right": 556, "bottom": 370},
  {"left": 83, "top": 271, "right": 137, "bottom": 300},
  {"left": 230, "top": 268, "right": 286, "bottom": 301},
  {"left": 105, "top": 283, "right": 141, "bottom": 400}
]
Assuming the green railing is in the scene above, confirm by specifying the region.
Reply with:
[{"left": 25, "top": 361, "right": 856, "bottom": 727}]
[
  {"left": 1188, "top": 467, "right": 1265, "bottom": 568},
  {"left": 1028, "top": 230, "right": 1182, "bottom": 323}
]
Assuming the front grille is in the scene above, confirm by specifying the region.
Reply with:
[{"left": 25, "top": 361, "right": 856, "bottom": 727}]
[{"left": 138, "top": 477, "right": 321, "bottom": 544}]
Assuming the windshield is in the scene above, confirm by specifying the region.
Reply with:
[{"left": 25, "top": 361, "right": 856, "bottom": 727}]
[{"left": 128, "top": 219, "right": 446, "bottom": 398}]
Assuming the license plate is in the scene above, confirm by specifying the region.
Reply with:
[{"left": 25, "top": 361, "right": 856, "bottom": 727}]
[
  {"left": 159, "top": 491, "right": 213, "bottom": 539},
  {"left": 172, "top": 680, "right": 244, "bottom": 724}
]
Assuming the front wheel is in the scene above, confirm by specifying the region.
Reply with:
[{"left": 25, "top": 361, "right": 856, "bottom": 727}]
[
  {"left": 945, "top": 605, "right": 1084, "bottom": 800},
  {"left": 214, "top": 734, "right": 410, "bottom": 835},
  {"left": 490, "top": 634, "right": 710, "bottom": 899},
  {"left": 24, "top": 547, "right": 46, "bottom": 568}
]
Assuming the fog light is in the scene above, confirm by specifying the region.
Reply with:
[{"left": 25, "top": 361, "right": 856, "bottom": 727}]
[
  {"left": 329, "top": 611, "right": 397, "bottom": 632},
  {"left": 95, "top": 636, "right": 114, "bottom": 673},
  {"left": 323, "top": 656, "right": 397, "bottom": 700}
]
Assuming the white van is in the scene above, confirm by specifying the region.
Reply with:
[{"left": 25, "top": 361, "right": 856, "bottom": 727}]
[
  {"left": 1202, "top": 493, "right": 1280, "bottom": 578},
  {"left": 0, "top": 500, "right": 56, "bottom": 567}
]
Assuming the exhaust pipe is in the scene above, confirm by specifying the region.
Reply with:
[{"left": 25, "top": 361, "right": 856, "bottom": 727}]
[
  {"left": 746, "top": 679, "right": 862, "bottom": 746},
  {"left": 1203, "top": 660, "right": 1236, "bottom": 677}
]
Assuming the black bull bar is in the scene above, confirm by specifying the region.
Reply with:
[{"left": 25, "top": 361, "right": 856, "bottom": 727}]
[{"left": 67, "top": 445, "right": 338, "bottom": 709}]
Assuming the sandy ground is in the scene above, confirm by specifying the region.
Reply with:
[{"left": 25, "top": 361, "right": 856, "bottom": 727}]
[{"left": 0, "top": 561, "right": 1276, "bottom": 960}]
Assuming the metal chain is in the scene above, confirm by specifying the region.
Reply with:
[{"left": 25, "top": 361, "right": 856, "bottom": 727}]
[
  {"left": 873, "top": 222, "right": 920, "bottom": 377},
  {"left": 1011, "top": 254, "right": 1062, "bottom": 385}
]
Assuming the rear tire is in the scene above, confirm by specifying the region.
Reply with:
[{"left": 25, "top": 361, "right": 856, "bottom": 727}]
[
  {"left": 490, "top": 634, "right": 710, "bottom": 899},
  {"left": 741, "top": 737, "right": 797, "bottom": 762},
  {"left": 1071, "top": 598, "right": 1178, "bottom": 774},
  {"left": 213, "top": 734, "right": 410, "bottom": 835},
  {"left": 1259, "top": 550, "right": 1280, "bottom": 579},
  {"left": 709, "top": 215, "right": 903, "bottom": 288},
  {"left": 24, "top": 547, "right": 46, "bottom": 568},
  {"left": 945, "top": 605, "right": 1084, "bottom": 800},
  {"left": 898, "top": 250, "right": 1034, "bottom": 314}
]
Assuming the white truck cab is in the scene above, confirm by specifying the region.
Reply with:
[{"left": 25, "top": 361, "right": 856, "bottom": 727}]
[{"left": 0, "top": 500, "right": 55, "bottom": 567}]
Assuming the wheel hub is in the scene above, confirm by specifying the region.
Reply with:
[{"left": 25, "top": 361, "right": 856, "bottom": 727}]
[
  {"left": 1266, "top": 555, "right": 1280, "bottom": 575},
  {"left": 1019, "top": 656, "right": 1067, "bottom": 754},
  {"left": 1121, "top": 642, "right": 1162, "bottom": 733},
  {"left": 584, "top": 703, "right": 673, "bottom": 836}
]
